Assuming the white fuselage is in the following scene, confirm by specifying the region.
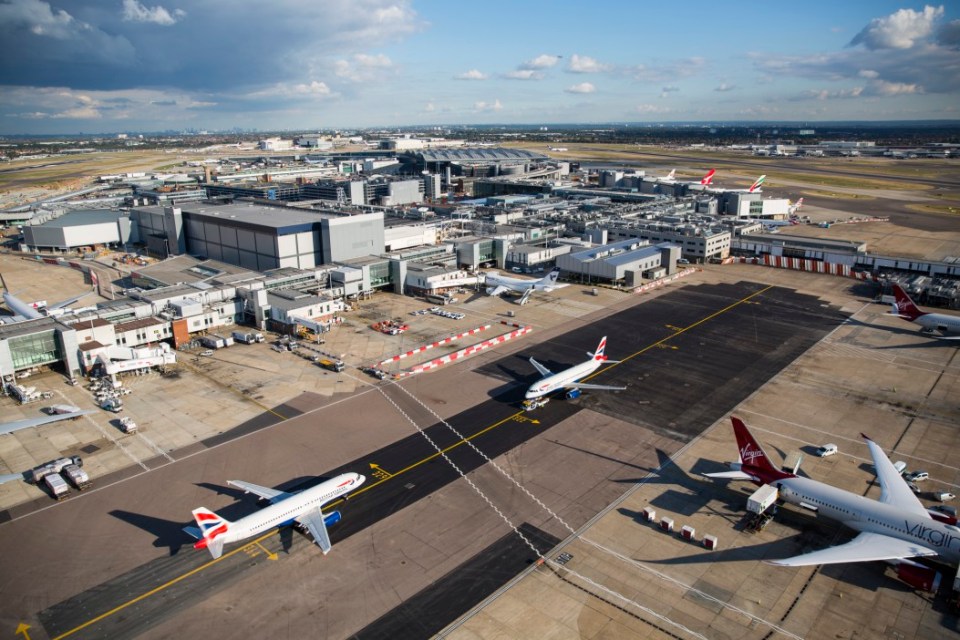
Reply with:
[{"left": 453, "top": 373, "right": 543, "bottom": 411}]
[
  {"left": 525, "top": 359, "right": 601, "bottom": 400},
  {"left": 224, "top": 472, "right": 363, "bottom": 545},
  {"left": 914, "top": 312, "right": 960, "bottom": 337},
  {"left": 485, "top": 273, "right": 543, "bottom": 294},
  {"left": 2, "top": 292, "right": 43, "bottom": 321},
  {"left": 772, "top": 475, "right": 960, "bottom": 564}
]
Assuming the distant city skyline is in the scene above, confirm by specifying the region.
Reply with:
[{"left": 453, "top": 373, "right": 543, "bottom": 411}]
[{"left": 1, "top": 1, "right": 958, "bottom": 135}]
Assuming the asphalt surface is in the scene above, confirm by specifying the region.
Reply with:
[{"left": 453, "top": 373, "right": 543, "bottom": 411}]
[{"left": 1, "top": 281, "right": 850, "bottom": 639}]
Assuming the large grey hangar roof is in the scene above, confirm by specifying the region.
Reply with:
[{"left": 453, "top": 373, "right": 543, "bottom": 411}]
[
  {"left": 413, "top": 148, "right": 549, "bottom": 163},
  {"left": 34, "top": 209, "right": 125, "bottom": 228}
]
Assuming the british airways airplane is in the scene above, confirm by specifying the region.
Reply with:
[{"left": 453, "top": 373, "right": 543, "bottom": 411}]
[
  {"left": 185, "top": 472, "right": 365, "bottom": 559},
  {"left": 705, "top": 417, "right": 957, "bottom": 591},
  {"left": 889, "top": 284, "right": 960, "bottom": 340},
  {"left": 523, "top": 336, "right": 626, "bottom": 409}
]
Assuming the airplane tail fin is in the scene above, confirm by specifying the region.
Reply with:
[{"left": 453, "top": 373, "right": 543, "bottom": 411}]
[
  {"left": 731, "top": 417, "right": 792, "bottom": 480},
  {"left": 590, "top": 336, "right": 609, "bottom": 362},
  {"left": 700, "top": 169, "right": 715, "bottom": 185},
  {"left": 795, "top": 197, "right": 803, "bottom": 210},
  {"left": 0, "top": 273, "right": 7, "bottom": 293},
  {"left": 191, "top": 507, "right": 231, "bottom": 559},
  {"left": 666, "top": 169, "right": 675, "bottom": 180},
  {"left": 892, "top": 284, "right": 926, "bottom": 321},
  {"left": 748, "top": 175, "right": 766, "bottom": 193}
]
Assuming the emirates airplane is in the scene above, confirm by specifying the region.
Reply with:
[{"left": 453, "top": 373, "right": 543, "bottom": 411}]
[
  {"left": 523, "top": 336, "right": 626, "bottom": 409},
  {"left": 890, "top": 284, "right": 960, "bottom": 340},
  {"left": 705, "top": 417, "right": 957, "bottom": 591},
  {"left": 186, "top": 472, "right": 365, "bottom": 559}
]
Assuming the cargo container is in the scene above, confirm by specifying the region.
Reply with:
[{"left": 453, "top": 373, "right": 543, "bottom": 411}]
[
  {"left": 44, "top": 473, "right": 70, "bottom": 500},
  {"left": 27, "top": 456, "right": 82, "bottom": 484},
  {"left": 198, "top": 334, "right": 234, "bottom": 349},
  {"left": 62, "top": 464, "right": 91, "bottom": 490},
  {"left": 317, "top": 358, "right": 345, "bottom": 373},
  {"left": 232, "top": 330, "right": 265, "bottom": 344},
  {"left": 747, "top": 484, "right": 778, "bottom": 514}
]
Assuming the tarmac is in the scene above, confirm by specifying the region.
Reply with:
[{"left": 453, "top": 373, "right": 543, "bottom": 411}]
[{"left": 2, "top": 251, "right": 925, "bottom": 639}]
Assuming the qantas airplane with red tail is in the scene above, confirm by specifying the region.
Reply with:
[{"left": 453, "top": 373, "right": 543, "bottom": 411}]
[
  {"left": 889, "top": 284, "right": 960, "bottom": 340},
  {"left": 185, "top": 472, "right": 364, "bottom": 559},
  {"left": 699, "top": 169, "right": 716, "bottom": 185},
  {"left": 705, "top": 417, "right": 957, "bottom": 591}
]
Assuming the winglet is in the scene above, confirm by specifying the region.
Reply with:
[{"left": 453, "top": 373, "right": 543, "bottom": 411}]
[{"left": 861, "top": 433, "right": 873, "bottom": 442}]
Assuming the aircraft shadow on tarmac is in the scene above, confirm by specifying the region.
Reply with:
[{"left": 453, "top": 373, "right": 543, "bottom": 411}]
[
  {"left": 545, "top": 439, "right": 672, "bottom": 484},
  {"left": 110, "top": 510, "right": 191, "bottom": 556}
]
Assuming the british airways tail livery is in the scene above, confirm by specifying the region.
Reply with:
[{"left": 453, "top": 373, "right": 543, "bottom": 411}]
[
  {"left": 890, "top": 284, "right": 960, "bottom": 340},
  {"left": 185, "top": 472, "right": 364, "bottom": 559},
  {"left": 704, "top": 417, "right": 954, "bottom": 591},
  {"left": 523, "top": 336, "right": 626, "bottom": 407}
]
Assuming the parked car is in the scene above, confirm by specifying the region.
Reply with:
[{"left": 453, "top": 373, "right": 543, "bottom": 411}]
[
  {"left": 815, "top": 443, "right": 838, "bottom": 457},
  {"left": 905, "top": 471, "right": 929, "bottom": 482},
  {"left": 199, "top": 350, "right": 214, "bottom": 357},
  {"left": 935, "top": 492, "right": 956, "bottom": 502}
]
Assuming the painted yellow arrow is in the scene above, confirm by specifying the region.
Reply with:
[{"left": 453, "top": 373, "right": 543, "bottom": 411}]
[
  {"left": 16, "top": 622, "right": 31, "bottom": 640},
  {"left": 254, "top": 541, "right": 278, "bottom": 560}
]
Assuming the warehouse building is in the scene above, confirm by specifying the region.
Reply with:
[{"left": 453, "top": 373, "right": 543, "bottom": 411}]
[
  {"left": 21, "top": 209, "right": 135, "bottom": 252},
  {"left": 556, "top": 239, "right": 680, "bottom": 285}
]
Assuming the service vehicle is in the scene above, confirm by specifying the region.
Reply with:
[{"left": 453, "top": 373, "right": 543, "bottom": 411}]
[
  {"left": 906, "top": 471, "right": 929, "bottom": 482},
  {"left": 317, "top": 358, "right": 345, "bottom": 373},
  {"left": 62, "top": 463, "right": 91, "bottom": 490},
  {"left": 44, "top": 473, "right": 70, "bottom": 500},
  {"left": 816, "top": 443, "right": 838, "bottom": 457}
]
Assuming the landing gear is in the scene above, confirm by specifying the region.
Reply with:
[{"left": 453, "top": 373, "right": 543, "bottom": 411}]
[{"left": 523, "top": 398, "right": 549, "bottom": 411}]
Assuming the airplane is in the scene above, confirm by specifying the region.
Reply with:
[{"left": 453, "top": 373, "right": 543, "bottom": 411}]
[
  {"left": 748, "top": 175, "right": 766, "bottom": 193},
  {"left": 889, "top": 284, "right": 960, "bottom": 340},
  {"left": 657, "top": 169, "right": 676, "bottom": 182},
  {"left": 788, "top": 197, "right": 804, "bottom": 215},
  {"left": 1, "top": 273, "right": 90, "bottom": 322},
  {"left": 699, "top": 169, "right": 716, "bottom": 185},
  {"left": 484, "top": 268, "right": 563, "bottom": 298},
  {"left": 523, "top": 336, "right": 626, "bottom": 409},
  {"left": 0, "top": 408, "right": 96, "bottom": 437},
  {"left": 185, "top": 472, "right": 365, "bottom": 559},
  {"left": 704, "top": 416, "right": 955, "bottom": 591}
]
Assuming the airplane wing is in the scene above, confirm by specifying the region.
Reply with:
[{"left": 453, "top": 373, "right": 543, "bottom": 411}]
[
  {"left": 528, "top": 357, "right": 553, "bottom": 377},
  {"left": 486, "top": 285, "right": 509, "bottom": 297},
  {"left": 568, "top": 382, "right": 627, "bottom": 391},
  {"left": 0, "top": 411, "right": 96, "bottom": 436},
  {"left": 296, "top": 507, "right": 332, "bottom": 554},
  {"left": 0, "top": 472, "right": 25, "bottom": 485},
  {"left": 702, "top": 470, "right": 755, "bottom": 481},
  {"left": 227, "top": 480, "right": 293, "bottom": 504},
  {"left": 863, "top": 435, "right": 928, "bottom": 516},
  {"left": 47, "top": 292, "right": 91, "bottom": 312},
  {"left": 767, "top": 531, "right": 937, "bottom": 567}
]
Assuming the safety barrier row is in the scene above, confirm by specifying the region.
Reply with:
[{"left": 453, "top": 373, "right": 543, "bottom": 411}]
[
  {"left": 377, "top": 324, "right": 492, "bottom": 366},
  {"left": 395, "top": 323, "right": 533, "bottom": 377},
  {"left": 722, "top": 255, "right": 878, "bottom": 281},
  {"left": 630, "top": 266, "right": 699, "bottom": 295}
]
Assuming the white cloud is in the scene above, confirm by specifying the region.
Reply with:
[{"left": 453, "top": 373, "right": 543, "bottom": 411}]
[
  {"left": 503, "top": 70, "right": 543, "bottom": 80},
  {"left": 565, "top": 82, "right": 595, "bottom": 94},
  {"left": 799, "top": 87, "right": 864, "bottom": 101},
  {"left": 635, "top": 103, "right": 672, "bottom": 114},
  {"left": 850, "top": 5, "right": 943, "bottom": 50},
  {"left": 334, "top": 53, "right": 394, "bottom": 82},
  {"left": 473, "top": 99, "right": 503, "bottom": 112},
  {"left": 122, "top": 0, "right": 185, "bottom": 26},
  {"left": 567, "top": 54, "right": 610, "bottom": 74},
  {"left": 869, "top": 79, "right": 922, "bottom": 96},
  {"left": 858, "top": 69, "right": 880, "bottom": 79},
  {"left": 520, "top": 54, "right": 560, "bottom": 70},
  {"left": 455, "top": 69, "right": 488, "bottom": 80},
  {"left": 248, "top": 80, "right": 334, "bottom": 99},
  {"left": 714, "top": 83, "right": 736, "bottom": 92},
  {"left": 629, "top": 57, "right": 706, "bottom": 83},
  {"left": 0, "top": 0, "right": 75, "bottom": 39},
  {"left": 423, "top": 102, "right": 435, "bottom": 112}
]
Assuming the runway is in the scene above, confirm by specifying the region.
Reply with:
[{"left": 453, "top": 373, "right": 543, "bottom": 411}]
[{"left": 0, "top": 281, "right": 850, "bottom": 639}]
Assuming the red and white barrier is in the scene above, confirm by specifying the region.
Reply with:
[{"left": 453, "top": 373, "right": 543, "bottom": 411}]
[
  {"left": 631, "top": 266, "right": 699, "bottom": 295},
  {"left": 377, "top": 324, "right": 491, "bottom": 366},
  {"left": 723, "top": 255, "right": 878, "bottom": 282},
  {"left": 396, "top": 324, "right": 533, "bottom": 377}
]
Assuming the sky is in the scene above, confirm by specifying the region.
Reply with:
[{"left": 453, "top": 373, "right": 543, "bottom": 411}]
[{"left": 1, "top": 1, "right": 959, "bottom": 134}]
